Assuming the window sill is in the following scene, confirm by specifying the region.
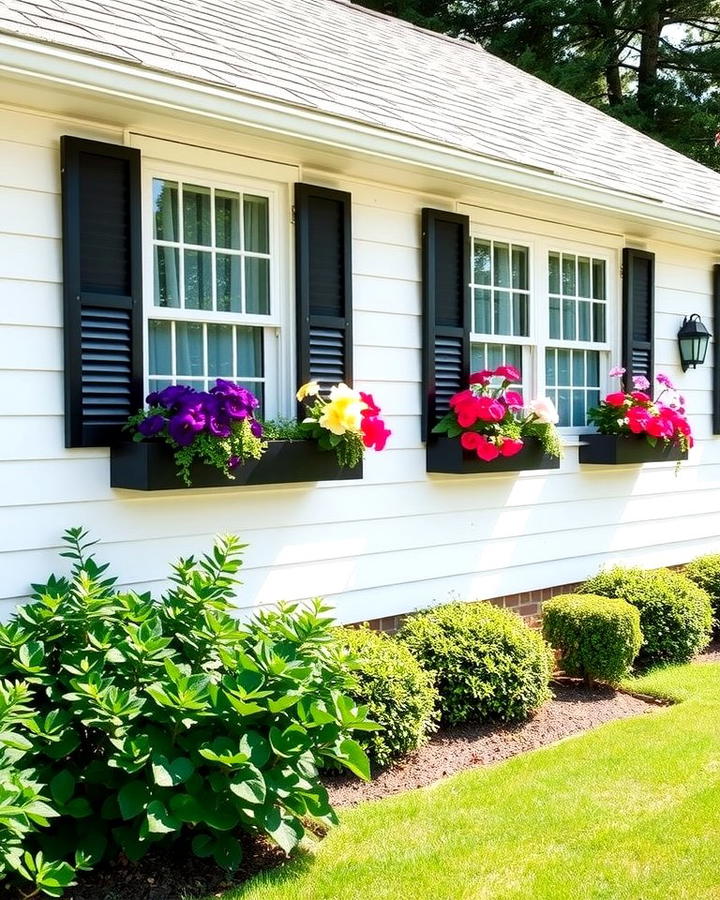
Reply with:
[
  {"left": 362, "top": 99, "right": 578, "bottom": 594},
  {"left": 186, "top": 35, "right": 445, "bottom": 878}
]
[
  {"left": 427, "top": 435, "right": 560, "bottom": 475},
  {"left": 578, "top": 434, "right": 688, "bottom": 465},
  {"left": 110, "top": 440, "right": 362, "bottom": 490}
]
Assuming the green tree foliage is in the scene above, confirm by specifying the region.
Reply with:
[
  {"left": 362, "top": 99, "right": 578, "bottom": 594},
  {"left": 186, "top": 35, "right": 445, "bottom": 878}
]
[{"left": 353, "top": 0, "right": 720, "bottom": 171}]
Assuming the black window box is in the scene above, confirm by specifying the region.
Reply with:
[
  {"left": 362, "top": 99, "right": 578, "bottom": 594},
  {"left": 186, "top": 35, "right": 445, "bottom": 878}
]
[
  {"left": 110, "top": 440, "right": 362, "bottom": 490},
  {"left": 578, "top": 434, "right": 688, "bottom": 465},
  {"left": 427, "top": 435, "right": 560, "bottom": 474}
]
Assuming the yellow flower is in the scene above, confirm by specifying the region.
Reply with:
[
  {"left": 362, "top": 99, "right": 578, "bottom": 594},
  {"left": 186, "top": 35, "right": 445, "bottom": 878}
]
[
  {"left": 296, "top": 381, "right": 320, "bottom": 402},
  {"left": 318, "top": 383, "right": 364, "bottom": 435}
]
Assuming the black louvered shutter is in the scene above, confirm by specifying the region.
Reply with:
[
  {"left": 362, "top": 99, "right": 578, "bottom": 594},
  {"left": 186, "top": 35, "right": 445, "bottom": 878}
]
[
  {"left": 421, "top": 208, "right": 471, "bottom": 439},
  {"left": 622, "top": 248, "right": 655, "bottom": 385},
  {"left": 61, "top": 136, "right": 143, "bottom": 447},
  {"left": 295, "top": 184, "right": 353, "bottom": 395},
  {"left": 713, "top": 264, "right": 720, "bottom": 434}
]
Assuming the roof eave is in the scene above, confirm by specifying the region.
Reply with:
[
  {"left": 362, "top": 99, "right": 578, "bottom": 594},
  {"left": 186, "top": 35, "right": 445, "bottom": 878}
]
[{"left": 2, "top": 32, "right": 720, "bottom": 240}]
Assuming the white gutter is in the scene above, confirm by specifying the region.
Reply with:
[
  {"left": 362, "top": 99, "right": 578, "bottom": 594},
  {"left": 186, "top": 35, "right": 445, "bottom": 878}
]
[{"left": 2, "top": 32, "right": 720, "bottom": 240}]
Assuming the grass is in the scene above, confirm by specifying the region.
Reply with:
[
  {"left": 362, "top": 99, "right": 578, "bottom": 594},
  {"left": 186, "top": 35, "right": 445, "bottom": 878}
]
[{"left": 227, "top": 660, "right": 720, "bottom": 900}]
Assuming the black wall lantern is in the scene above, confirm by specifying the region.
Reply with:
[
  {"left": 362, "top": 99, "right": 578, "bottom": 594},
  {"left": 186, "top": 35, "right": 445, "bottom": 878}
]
[{"left": 678, "top": 314, "right": 711, "bottom": 371}]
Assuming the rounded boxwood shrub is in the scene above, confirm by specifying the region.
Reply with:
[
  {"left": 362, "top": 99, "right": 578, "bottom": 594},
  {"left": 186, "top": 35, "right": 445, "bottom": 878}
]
[
  {"left": 542, "top": 593, "right": 642, "bottom": 685},
  {"left": 581, "top": 567, "right": 713, "bottom": 665},
  {"left": 396, "top": 602, "right": 553, "bottom": 726},
  {"left": 337, "top": 626, "right": 438, "bottom": 768},
  {"left": 683, "top": 554, "right": 720, "bottom": 627}
]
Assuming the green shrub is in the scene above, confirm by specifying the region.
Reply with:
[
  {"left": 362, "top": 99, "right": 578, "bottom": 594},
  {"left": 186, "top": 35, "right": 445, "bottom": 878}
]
[
  {"left": 396, "top": 602, "right": 553, "bottom": 726},
  {"left": 542, "top": 593, "right": 642, "bottom": 685},
  {"left": 581, "top": 567, "right": 713, "bottom": 666},
  {"left": 337, "top": 627, "right": 438, "bottom": 768},
  {"left": 684, "top": 555, "right": 720, "bottom": 627},
  {"left": 0, "top": 529, "right": 375, "bottom": 897}
]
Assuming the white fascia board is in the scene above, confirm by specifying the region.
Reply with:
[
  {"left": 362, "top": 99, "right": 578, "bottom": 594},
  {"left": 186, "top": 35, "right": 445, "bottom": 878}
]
[{"left": 2, "top": 32, "right": 720, "bottom": 240}]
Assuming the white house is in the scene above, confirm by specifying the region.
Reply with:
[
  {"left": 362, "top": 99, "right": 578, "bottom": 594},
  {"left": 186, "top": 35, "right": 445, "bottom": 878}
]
[{"left": 1, "top": 0, "right": 720, "bottom": 628}]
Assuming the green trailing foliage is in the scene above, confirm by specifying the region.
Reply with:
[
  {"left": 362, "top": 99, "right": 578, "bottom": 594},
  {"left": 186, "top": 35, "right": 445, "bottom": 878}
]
[
  {"left": 581, "top": 567, "right": 713, "bottom": 666},
  {"left": 0, "top": 529, "right": 376, "bottom": 896},
  {"left": 397, "top": 602, "right": 553, "bottom": 726},
  {"left": 336, "top": 627, "right": 438, "bottom": 768},
  {"left": 542, "top": 593, "right": 643, "bottom": 686},
  {"left": 683, "top": 554, "right": 720, "bottom": 628}
]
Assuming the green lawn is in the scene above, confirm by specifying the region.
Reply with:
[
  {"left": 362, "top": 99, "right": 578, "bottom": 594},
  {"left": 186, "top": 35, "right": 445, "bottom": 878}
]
[{"left": 228, "top": 661, "right": 720, "bottom": 900}]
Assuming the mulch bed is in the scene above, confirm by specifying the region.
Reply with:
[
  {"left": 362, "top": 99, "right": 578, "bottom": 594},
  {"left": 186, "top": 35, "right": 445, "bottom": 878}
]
[{"left": 325, "top": 682, "right": 659, "bottom": 808}]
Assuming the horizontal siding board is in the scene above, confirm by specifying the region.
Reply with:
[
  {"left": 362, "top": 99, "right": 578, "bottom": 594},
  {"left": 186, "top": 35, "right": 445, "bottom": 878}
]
[
  {"left": 0, "top": 281, "right": 62, "bottom": 327},
  {"left": 0, "top": 325, "right": 62, "bottom": 371},
  {"left": 0, "top": 234, "right": 61, "bottom": 282}
]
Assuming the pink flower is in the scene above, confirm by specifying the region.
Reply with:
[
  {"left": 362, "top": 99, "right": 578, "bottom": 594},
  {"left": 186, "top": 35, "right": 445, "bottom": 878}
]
[
  {"left": 460, "top": 431, "right": 481, "bottom": 451},
  {"left": 529, "top": 397, "right": 559, "bottom": 425},
  {"left": 359, "top": 391, "right": 381, "bottom": 418},
  {"left": 630, "top": 391, "right": 651, "bottom": 403},
  {"left": 475, "top": 436, "right": 500, "bottom": 461},
  {"left": 504, "top": 391, "right": 524, "bottom": 411},
  {"left": 475, "top": 397, "right": 506, "bottom": 423},
  {"left": 499, "top": 437, "right": 524, "bottom": 457},
  {"left": 656, "top": 373, "right": 675, "bottom": 390},
  {"left": 609, "top": 365, "right": 626, "bottom": 378},
  {"left": 360, "top": 416, "right": 391, "bottom": 450},
  {"left": 604, "top": 392, "right": 628, "bottom": 407},
  {"left": 627, "top": 406, "right": 651, "bottom": 434},
  {"left": 632, "top": 375, "right": 650, "bottom": 391},
  {"left": 450, "top": 390, "right": 482, "bottom": 428},
  {"left": 469, "top": 370, "right": 494, "bottom": 385},
  {"left": 493, "top": 365, "right": 521, "bottom": 383}
]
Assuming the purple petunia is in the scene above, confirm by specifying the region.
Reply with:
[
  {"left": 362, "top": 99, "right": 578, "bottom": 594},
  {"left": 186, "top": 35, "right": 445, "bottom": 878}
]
[{"left": 137, "top": 414, "right": 165, "bottom": 437}]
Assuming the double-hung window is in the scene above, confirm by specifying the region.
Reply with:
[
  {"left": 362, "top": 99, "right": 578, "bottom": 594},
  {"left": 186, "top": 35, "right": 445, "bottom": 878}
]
[{"left": 146, "top": 171, "right": 281, "bottom": 416}]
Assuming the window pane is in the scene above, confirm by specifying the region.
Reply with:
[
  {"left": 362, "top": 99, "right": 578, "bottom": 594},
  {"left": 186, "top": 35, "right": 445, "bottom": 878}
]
[
  {"left": 207, "top": 324, "right": 233, "bottom": 377},
  {"left": 149, "top": 320, "right": 172, "bottom": 376},
  {"left": 470, "top": 343, "right": 486, "bottom": 372},
  {"left": 587, "top": 352, "right": 600, "bottom": 386},
  {"left": 549, "top": 252, "right": 560, "bottom": 295},
  {"left": 578, "top": 257, "right": 591, "bottom": 298},
  {"left": 154, "top": 246, "right": 180, "bottom": 308},
  {"left": 236, "top": 326, "right": 263, "bottom": 377},
  {"left": 474, "top": 288, "right": 492, "bottom": 333},
  {"left": 593, "top": 302, "right": 606, "bottom": 342},
  {"left": 244, "top": 195, "right": 269, "bottom": 253},
  {"left": 562, "top": 298, "right": 576, "bottom": 340},
  {"left": 512, "top": 292, "right": 529, "bottom": 336},
  {"left": 153, "top": 180, "right": 178, "bottom": 242},
  {"left": 217, "top": 253, "right": 242, "bottom": 313},
  {"left": 149, "top": 378, "right": 171, "bottom": 394},
  {"left": 572, "top": 391, "right": 586, "bottom": 427},
  {"left": 494, "top": 289, "right": 512, "bottom": 335},
  {"left": 578, "top": 300, "right": 591, "bottom": 341},
  {"left": 546, "top": 349, "right": 556, "bottom": 385},
  {"left": 505, "top": 344, "right": 523, "bottom": 377},
  {"left": 549, "top": 296, "right": 561, "bottom": 339},
  {"left": 511, "top": 246, "right": 528, "bottom": 290},
  {"left": 558, "top": 349, "right": 570, "bottom": 385},
  {"left": 494, "top": 242, "right": 511, "bottom": 288},
  {"left": 562, "top": 254, "right": 576, "bottom": 295},
  {"left": 572, "top": 350, "right": 585, "bottom": 386},
  {"left": 245, "top": 257, "right": 270, "bottom": 315},
  {"left": 175, "top": 322, "right": 204, "bottom": 376},
  {"left": 184, "top": 250, "right": 212, "bottom": 310},
  {"left": 592, "top": 259, "right": 606, "bottom": 300},
  {"left": 587, "top": 389, "right": 600, "bottom": 410},
  {"left": 183, "top": 184, "right": 212, "bottom": 246},
  {"left": 474, "top": 240, "right": 491, "bottom": 285},
  {"left": 557, "top": 389, "right": 571, "bottom": 427},
  {"left": 215, "top": 190, "right": 241, "bottom": 250}
]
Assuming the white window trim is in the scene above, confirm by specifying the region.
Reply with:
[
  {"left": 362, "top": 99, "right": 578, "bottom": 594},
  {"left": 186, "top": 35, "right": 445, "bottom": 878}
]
[
  {"left": 469, "top": 226, "right": 621, "bottom": 435},
  {"left": 140, "top": 156, "right": 294, "bottom": 420}
]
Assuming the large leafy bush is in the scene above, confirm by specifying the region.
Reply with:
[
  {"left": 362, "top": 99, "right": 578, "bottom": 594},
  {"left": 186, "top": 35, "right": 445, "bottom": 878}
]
[
  {"left": 581, "top": 567, "right": 713, "bottom": 665},
  {"left": 683, "top": 554, "right": 720, "bottom": 627},
  {"left": 336, "top": 627, "right": 438, "bottom": 768},
  {"left": 542, "top": 593, "right": 642, "bottom": 685},
  {"left": 0, "top": 530, "right": 375, "bottom": 896},
  {"left": 397, "top": 602, "right": 553, "bottom": 726}
]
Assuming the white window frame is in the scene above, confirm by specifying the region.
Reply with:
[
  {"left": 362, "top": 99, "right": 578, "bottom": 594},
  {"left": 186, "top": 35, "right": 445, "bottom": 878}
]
[
  {"left": 469, "top": 226, "right": 620, "bottom": 435},
  {"left": 140, "top": 157, "right": 292, "bottom": 420}
]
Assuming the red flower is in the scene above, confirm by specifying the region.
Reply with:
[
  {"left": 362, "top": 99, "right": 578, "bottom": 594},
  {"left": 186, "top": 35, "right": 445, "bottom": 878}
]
[
  {"left": 494, "top": 365, "right": 521, "bottom": 382},
  {"left": 630, "top": 391, "right": 651, "bottom": 403},
  {"left": 460, "top": 431, "right": 482, "bottom": 451},
  {"left": 504, "top": 391, "right": 524, "bottom": 411},
  {"left": 359, "top": 391, "right": 381, "bottom": 418},
  {"left": 360, "top": 415, "right": 391, "bottom": 450},
  {"left": 499, "top": 437, "right": 524, "bottom": 457},
  {"left": 475, "top": 396, "right": 506, "bottom": 423},
  {"left": 475, "top": 436, "right": 500, "bottom": 461},
  {"left": 646, "top": 414, "right": 674, "bottom": 439},
  {"left": 627, "top": 406, "right": 651, "bottom": 434},
  {"left": 450, "top": 391, "right": 483, "bottom": 428},
  {"left": 604, "top": 392, "right": 628, "bottom": 407},
  {"left": 469, "top": 370, "right": 493, "bottom": 385}
]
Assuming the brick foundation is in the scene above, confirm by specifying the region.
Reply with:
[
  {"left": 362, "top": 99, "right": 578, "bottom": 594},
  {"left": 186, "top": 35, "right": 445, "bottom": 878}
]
[{"left": 356, "top": 581, "right": 583, "bottom": 634}]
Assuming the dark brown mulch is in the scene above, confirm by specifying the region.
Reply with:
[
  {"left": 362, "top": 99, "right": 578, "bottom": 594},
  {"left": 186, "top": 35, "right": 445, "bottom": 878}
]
[
  {"left": 48, "top": 834, "right": 283, "bottom": 900},
  {"left": 699, "top": 638, "right": 720, "bottom": 663},
  {"left": 324, "top": 682, "right": 658, "bottom": 808}
]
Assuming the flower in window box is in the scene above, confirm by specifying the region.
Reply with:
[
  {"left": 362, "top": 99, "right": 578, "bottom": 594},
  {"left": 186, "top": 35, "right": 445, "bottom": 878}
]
[
  {"left": 126, "top": 379, "right": 266, "bottom": 485},
  {"left": 296, "top": 382, "right": 391, "bottom": 468},
  {"left": 587, "top": 368, "right": 693, "bottom": 453},
  {"left": 432, "top": 367, "right": 562, "bottom": 462}
]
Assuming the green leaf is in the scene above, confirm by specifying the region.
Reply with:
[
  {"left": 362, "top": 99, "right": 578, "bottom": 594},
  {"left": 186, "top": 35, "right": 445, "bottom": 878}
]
[
  {"left": 191, "top": 834, "right": 214, "bottom": 858},
  {"left": 229, "top": 766, "right": 266, "bottom": 806},
  {"left": 212, "top": 834, "right": 243, "bottom": 871},
  {"left": 334, "top": 739, "right": 371, "bottom": 781},
  {"left": 269, "top": 724, "right": 309, "bottom": 758},
  {"left": 117, "top": 781, "right": 150, "bottom": 820},
  {"left": 238, "top": 731, "right": 271, "bottom": 767},
  {"left": 65, "top": 797, "right": 93, "bottom": 818},
  {"left": 50, "top": 769, "right": 75, "bottom": 807},
  {"left": 151, "top": 754, "right": 194, "bottom": 787},
  {"left": 263, "top": 807, "right": 304, "bottom": 854},
  {"left": 146, "top": 800, "right": 180, "bottom": 834}
]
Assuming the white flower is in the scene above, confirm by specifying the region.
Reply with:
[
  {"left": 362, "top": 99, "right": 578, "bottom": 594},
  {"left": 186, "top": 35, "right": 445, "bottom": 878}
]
[{"left": 529, "top": 397, "right": 559, "bottom": 425}]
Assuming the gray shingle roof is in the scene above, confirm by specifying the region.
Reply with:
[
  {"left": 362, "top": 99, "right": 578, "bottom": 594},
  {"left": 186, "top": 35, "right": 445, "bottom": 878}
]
[{"left": 3, "top": 0, "right": 720, "bottom": 219}]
